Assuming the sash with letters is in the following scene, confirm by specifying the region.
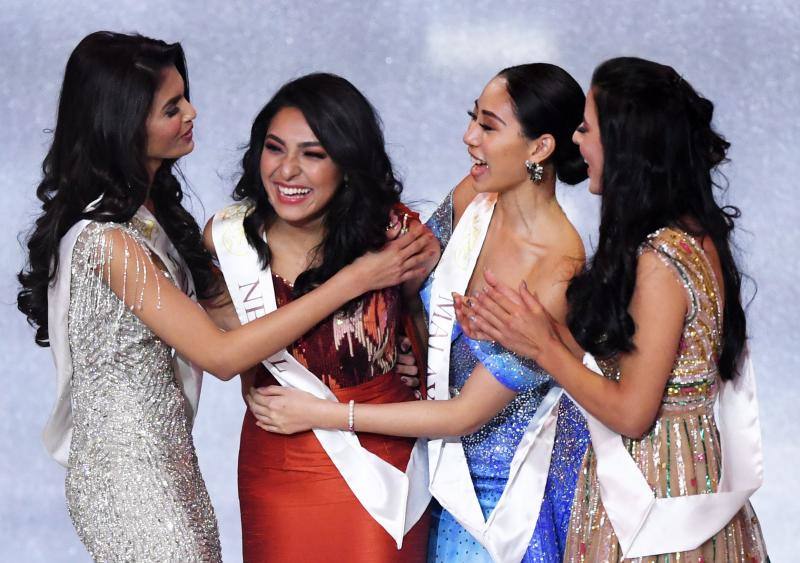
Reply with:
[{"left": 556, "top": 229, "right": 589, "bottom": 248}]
[
  {"left": 45, "top": 206, "right": 203, "bottom": 466},
  {"left": 425, "top": 192, "right": 563, "bottom": 563},
  {"left": 212, "top": 203, "right": 430, "bottom": 547},
  {"left": 580, "top": 352, "right": 762, "bottom": 557}
]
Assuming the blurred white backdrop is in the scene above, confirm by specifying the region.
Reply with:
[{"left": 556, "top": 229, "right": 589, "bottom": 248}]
[{"left": 2, "top": 1, "right": 797, "bottom": 560}]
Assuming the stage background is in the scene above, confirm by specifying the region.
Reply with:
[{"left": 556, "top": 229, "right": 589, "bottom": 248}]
[{"left": 2, "top": 1, "right": 797, "bottom": 560}]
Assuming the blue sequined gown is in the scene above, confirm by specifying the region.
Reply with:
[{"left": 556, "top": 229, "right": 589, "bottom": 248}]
[{"left": 421, "top": 192, "right": 590, "bottom": 562}]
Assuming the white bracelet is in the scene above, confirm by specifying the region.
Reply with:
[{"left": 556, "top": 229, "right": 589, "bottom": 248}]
[{"left": 348, "top": 399, "right": 355, "bottom": 432}]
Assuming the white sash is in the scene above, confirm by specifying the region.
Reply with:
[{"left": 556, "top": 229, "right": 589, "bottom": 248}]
[
  {"left": 44, "top": 207, "right": 203, "bottom": 467},
  {"left": 425, "top": 192, "right": 563, "bottom": 563},
  {"left": 580, "top": 352, "right": 763, "bottom": 558},
  {"left": 212, "top": 203, "right": 430, "bottom": 547}
]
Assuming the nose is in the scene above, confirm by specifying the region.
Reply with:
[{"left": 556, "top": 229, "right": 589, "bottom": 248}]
[
  {"left": 571, "top": 128, "right": 580, "bottom": 146},
  {"left": 463, "top": 120, "right": 481, "bottom": 147},
  {"left": 183, "top": 100, "right": 197, "bottom": 122},
  {"left": 279, "top": 152, "right": 301, "bottom": 179}
]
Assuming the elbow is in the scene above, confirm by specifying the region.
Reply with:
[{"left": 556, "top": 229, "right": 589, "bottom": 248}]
[
  {"left": 617, "top": 410, "right": 658, "bottom": 440},
  {"left": 199, "top": 351, "right": 240, "bottom": 381},
  {"left": 444, "top": 399, "right": 492, "bottom": 437}
]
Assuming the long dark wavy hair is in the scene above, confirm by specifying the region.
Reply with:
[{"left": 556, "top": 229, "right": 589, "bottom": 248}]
[
  {"left": 498, "top": 63, "right": 587, "bottom": 185},
  {"left": 566, "top": 57, "right": 746, "bottom": 381},
  {"left": 17, "top": 31, "right": 217, "bottom": 346},
  {"left": 233, "top": 72, "right": 402, "bottom": 299}
]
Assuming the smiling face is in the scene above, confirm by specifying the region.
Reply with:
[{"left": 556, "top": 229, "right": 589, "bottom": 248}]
[
  {"left": 260, "top": 106, "right": 343, "bottom": 227},
  {"left": 462, "top": 77, "right": 536, "bottom": 193},
  {"left": 572, "top": 88, "right": 604, "bottom": 195},
  {"left": 144, "top": 65, "right": 196, "bottom": 177}
]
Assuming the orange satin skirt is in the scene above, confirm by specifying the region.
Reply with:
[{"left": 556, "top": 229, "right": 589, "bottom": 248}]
[{"left": 238, "top": 372, "right": 431, "bottom": 562}]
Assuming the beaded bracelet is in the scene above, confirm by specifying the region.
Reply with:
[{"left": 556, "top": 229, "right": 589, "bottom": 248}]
[{"left": 348, "top": 399, "right": 355, "bottom": 432}]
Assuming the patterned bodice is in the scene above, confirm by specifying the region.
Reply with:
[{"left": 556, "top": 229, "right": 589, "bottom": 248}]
[
  {"left": 597, "top": 227, "right": 724, "bottom": 411},
  {"left": 256, "top": 274, "right": 400, "bottom": 391}
]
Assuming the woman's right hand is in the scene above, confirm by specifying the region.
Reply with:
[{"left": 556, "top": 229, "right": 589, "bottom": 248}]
[{"left": 347, "top": 221, "right": 436, "bottom": 294}]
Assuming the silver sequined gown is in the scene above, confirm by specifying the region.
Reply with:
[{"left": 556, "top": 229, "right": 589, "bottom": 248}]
[{"left": 64, "top": 221, "right": 221, "bottom": 562}]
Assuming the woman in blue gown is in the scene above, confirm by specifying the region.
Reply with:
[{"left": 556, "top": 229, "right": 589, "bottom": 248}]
[
  {"left": 421, "top": 189, "right": 589, "bottom": 562},
  {"left": 247, "top": 63, "right": 591, "bottom": 562}
]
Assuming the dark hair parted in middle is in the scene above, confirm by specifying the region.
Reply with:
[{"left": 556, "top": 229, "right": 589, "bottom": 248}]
[
  {"left": 566, "top": 56, "right": 746, "bottom": 381},
  {"left": 17, "top": 31, "right": 216, "bottom": 347},
  {"left": 497, "top": 63, "right": 588, "bottom": 185},
  {"left": 233, "top": 72, "right": 402, "bottom": 299}
]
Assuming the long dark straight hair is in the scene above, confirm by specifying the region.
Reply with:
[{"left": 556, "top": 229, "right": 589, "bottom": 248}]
[
  {"left": 233, "top": 72, "right": 402, "bottom": 299},
  {"left": 17, "top": 31, "right": 217, "bottom": 346},
  {"left": 566, "top": 57, "right": 746, "bottom": 381}
]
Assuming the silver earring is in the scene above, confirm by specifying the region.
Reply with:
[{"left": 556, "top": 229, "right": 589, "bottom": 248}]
[{"left": 525, "top": 160, "right": 544, "bottom": 184}]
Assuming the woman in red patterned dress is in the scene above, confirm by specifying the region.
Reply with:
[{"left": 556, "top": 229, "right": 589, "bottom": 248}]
[{"left": 207, "top": 73, "right": 437, "bottom": 562}]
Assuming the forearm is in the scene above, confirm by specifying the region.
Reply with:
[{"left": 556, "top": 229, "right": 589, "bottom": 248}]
[
  {"left": 537, "top": 343, "right": 650, "bottom": 437},
  {"left": 312, "top": 396, "right": 491, "bottom": 439},
  {"left": 209, "top": 271, "right": 364, "bottom": 377}
]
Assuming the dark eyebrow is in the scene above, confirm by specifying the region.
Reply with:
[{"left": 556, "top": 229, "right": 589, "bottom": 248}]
[
  {"left": 162, "top": 94, "right": 182, "bottom": 110},
  {"left": 481, "top": 109, "right": 507, "bottom": 126},
  {"left": 265, "top": 134, "right": 323, "bottom": 149}
]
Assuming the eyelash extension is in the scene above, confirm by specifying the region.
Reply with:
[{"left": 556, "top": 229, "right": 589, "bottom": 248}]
[
  {"left": 165, "top": 108, "right": 179, "bottom": 117},
  {"left": 304, "top": 152, "right": 327, "bottom": 159},
  {"left": 576, "top": 124, "right": 588, "bottom": 133}
]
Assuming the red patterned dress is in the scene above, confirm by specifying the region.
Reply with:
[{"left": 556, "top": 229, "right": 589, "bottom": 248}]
[{"left": 238, "top": 274, "right": 430, "bottom": 562}]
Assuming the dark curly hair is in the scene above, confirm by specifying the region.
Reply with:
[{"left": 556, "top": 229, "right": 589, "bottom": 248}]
[
  {"left": 497, "top": 63, "right": 588, "bottom": 185},
  {"left": 566, "top": 56, "right": 746, "bottom": 381},
  {"left": 233, "top": 72, "right": 402, "bottom": 299},
  {"left": 17, "top": 31, "right": 217, "bottom": 346}
]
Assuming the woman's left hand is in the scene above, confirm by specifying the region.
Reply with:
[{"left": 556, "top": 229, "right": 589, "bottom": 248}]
[
  {"left": 455, "top": 270, "right": 562, "bottom": 362},
  {"left": 247, "top": 385, "right": 325, "bottom": 434},
  {"left": 386, "top": 211, "right": 441, "bottom": 297}
]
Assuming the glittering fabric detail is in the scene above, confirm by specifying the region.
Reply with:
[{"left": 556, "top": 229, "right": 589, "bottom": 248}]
[
  {"left": 65, "top": 222, "right": 221, "bottom": 562},
  {"left": 565, "top": 227, "right": 767, "bottom": 562},
  {"left": 422, "top": 193, "right": 590, "bottom": 562}
]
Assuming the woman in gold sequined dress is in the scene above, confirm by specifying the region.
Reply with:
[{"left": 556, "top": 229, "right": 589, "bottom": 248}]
[{"left": 457, "top": 57, "right": 768, "bottom": 561}]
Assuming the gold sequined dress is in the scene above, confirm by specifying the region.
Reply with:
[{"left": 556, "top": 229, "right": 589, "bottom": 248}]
[
  {"left": 564, "top": 227, "right": 767, "bottom": 562},
  {"left": 64, "top": 222, "right": 221, "bottom": 562}
]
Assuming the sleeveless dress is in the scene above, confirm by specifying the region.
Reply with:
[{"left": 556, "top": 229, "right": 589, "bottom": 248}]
[
  {"left": 238, "top": 274, "right": 430, "bottom": 562},
  {"left": 64, "top": 221, "right": 221, "bottom": 562},
  {"left": 422, "top": 192, "right": 590, "bottom": 562},
  {"left": 564, "top": 227, "right": 768, "bottom": 562}
]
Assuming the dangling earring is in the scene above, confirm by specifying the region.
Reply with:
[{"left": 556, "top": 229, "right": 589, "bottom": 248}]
[
  {"left": 343, "top": 173, "right": 349, "bottom": 189},
  {"left": 524, "top": 160, "right": 544, "bottom": 184}
]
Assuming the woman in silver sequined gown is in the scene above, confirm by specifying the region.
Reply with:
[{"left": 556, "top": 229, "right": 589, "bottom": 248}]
[{"left": 17, "top": 32, "right": 432, "bottom": 562}]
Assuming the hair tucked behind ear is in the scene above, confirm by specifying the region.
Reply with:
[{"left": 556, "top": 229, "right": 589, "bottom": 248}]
[
  {"left": 233, "top": 73, "right": 402, "bottom": 300},
  {"left": 566, "top": 56, "right": 746, "bottom": 381},
  {"left": 498, "top": 63, "right": 588, "bottom": 185},
  {"left": 17, "top": 31, "right": 217, "bottom": 346}
]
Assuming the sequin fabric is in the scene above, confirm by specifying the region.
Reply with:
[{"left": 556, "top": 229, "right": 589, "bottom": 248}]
[
  {"left": 564, "top": 227, "right": 767, "bottom": 562},
  {"left": 422, "top": 193, "right": 590, "bottom": 562},
  {"left": 64, "top": 222, "right": 221, "bottom": 562}
]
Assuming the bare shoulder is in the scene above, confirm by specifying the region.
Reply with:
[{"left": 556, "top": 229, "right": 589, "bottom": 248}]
[
  {"left": 202, "top": 217, "right": 216, "bottom": 256},
  {"left": 538, "top": 218, "right": 586, "bottom": 286},
  {"left": 452, "top": 176, "right": 478, "bottom": 226}
]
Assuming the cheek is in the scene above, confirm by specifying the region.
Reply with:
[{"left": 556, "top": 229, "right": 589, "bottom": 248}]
[{"left": 147, "top": 120, "right": 181, "bottom": 153}]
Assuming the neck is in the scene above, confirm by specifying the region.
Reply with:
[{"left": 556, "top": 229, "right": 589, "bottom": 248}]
[
  {"left": 269, "top": 215, "right": 326, "bottom": 250},
  {"left": 494, "top": 177, "right": 559, "bottom": 236}
]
